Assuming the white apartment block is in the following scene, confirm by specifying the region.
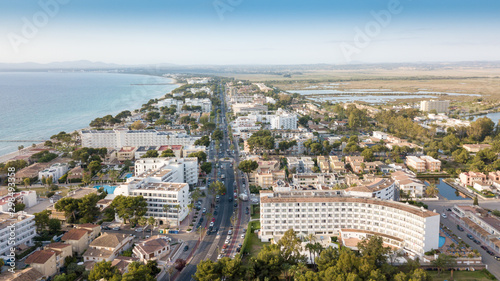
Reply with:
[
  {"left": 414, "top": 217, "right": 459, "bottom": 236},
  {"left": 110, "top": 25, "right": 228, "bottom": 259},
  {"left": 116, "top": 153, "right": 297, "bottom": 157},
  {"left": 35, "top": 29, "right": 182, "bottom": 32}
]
[
  {"left": 372, "top": 131, "right": 388, "bottom": 140},
  {"left": 80, "top": 129, "right": 199, "bottom": 149},
  {"left": 270, "top": 108, "right": 298, "bottom": 130},
  {"left": 114, "top": 178, "right": 189, "bottom": 226},
  {"left": 134, "top": 157, "right": 198, "bottom": 185},
  {"left": 391, "top": 171, "right": 426, "bottom": 198},
  {"left": 0, "top": 191, "right": 37, "bottom": 212},
  {"left": 345, "top": 178, "right": 396, "bottom": 201},
  {"left": 182, "top": 145, "right": 207, "bottom": 157},
  {"left": 38, "top": 163, "right": 69, "bottom": 183},
  {"left": 184, "top": 98, "right": 212, "bottom": 112},
  {"left": 291, "top": 173, "right": 342, "bottom": 188},
  {"left": 420, "top": 100, "right": 450, "bottom": 114},
  {"left": 287, "top": 157, "right": 315, "bottom": 173},
  {"left": 0, "top": 212, "right": 37, "bottom": 257},
  {"left": 406, "top": 156, "right": 441, "bottom": 173},
  {"left": 157, "top": 98, "right": 184, "bottom": 111},
  {"left": 259, "top": 191, "right": 440, "bottom": 257}
]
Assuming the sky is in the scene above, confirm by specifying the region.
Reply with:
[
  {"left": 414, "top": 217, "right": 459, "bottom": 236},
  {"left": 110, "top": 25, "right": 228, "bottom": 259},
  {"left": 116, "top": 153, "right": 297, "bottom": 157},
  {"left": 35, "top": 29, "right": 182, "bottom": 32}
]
[{"left": 0, "top": 0, "right": 499, "bottom": 65}]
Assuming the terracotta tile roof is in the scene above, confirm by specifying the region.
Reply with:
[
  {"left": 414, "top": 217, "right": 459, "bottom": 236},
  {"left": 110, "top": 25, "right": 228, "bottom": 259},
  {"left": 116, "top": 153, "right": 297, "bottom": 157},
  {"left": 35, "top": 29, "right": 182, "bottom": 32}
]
[
  {"left": 45, "top": 242, "right": 71, "bottom": 249},
  {"left": 25, "top": 250, "right": 55, "bottom": 264},
  {"left": 90, "top": 232, "right": 130, "bottom": 248},
  {"left": 61, "top": 229, "right": 89, "bottom": 241},
  {"left": 134, "top": 237, "right": 169, "bottom": 256},
  {"left": 5, "top": 268, "right": 43, "bottom": 281}
]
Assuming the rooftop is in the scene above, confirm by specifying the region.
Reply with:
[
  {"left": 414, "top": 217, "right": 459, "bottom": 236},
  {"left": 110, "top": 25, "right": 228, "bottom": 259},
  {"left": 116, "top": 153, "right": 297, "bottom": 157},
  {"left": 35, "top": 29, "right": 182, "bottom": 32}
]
[
  {"left": 61, "top": 229, "right": 90, "bottom": 241},
  {"left": 25, "top": 250, "right": 56, "bottom": 264}
]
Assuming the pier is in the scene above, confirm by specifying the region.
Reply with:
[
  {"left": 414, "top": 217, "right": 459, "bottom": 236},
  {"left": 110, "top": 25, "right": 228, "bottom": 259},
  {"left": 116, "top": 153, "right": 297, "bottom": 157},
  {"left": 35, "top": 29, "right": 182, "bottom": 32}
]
[{"left": 0, "top": 140, "right": 48, "bottom": 142}]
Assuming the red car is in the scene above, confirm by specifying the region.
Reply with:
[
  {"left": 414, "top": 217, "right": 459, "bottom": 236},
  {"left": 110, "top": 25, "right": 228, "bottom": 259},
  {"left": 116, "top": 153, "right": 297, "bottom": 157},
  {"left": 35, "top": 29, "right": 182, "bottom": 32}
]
[{"left": 211, "top": 218, "right": 216, "bottom": 222}]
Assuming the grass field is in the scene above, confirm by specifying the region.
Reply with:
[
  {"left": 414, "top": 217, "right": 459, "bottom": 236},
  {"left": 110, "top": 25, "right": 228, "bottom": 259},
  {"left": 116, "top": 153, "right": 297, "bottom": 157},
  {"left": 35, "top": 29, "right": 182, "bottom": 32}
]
[
  {"left": 427, "top": 269, "right": 497, "bottom": 281},
  {"left": 241, "top": 220, "right": 268, "bottom": 263},
  {"left": 251, "top": 204, "right": 260, "bottom": 220}
]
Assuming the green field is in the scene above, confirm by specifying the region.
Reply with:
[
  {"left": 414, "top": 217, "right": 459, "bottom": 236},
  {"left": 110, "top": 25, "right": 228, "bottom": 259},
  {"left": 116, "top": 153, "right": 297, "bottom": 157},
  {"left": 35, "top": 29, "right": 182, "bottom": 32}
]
[
  {"left": 241, "top": 220, "right": 268, "bottom": 263},
  {"left": 427, "top": 269, "right": 497, "bottom": 281}
]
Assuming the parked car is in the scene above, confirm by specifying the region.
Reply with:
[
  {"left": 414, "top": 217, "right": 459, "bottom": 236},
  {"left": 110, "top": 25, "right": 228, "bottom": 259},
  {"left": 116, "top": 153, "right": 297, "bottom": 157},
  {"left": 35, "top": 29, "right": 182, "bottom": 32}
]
[
  {"left": 474, "top": 239, "right": 481, "bottom": 245},
  {"left": 112, "top": 227, "right": 120, "bottom": 231},
  {"left": 228, "top": 230, "right": 233, "bottom": 235},
  {"left": 441, "top": 213, "right": 447, "bottom": 219},
  {"left": 202, "top": 208, "right": 207, "bottom": 214},
  {"left": 487, "top": 250, "right": 495, "bottom": 256},
  {"left": 183, "top": 245, "right": 189, "bottom": 252},
  {"left": 210, "top": 222, "right": 214, "bottom": 227},
  {"left": 241, "top": 234, "right": 245, "bottom": 239},
  {"left": 481, "top": 245, "right": 488, "bottom": 250},
  {"left": 467, "top": 234, "right": 474, "bottom": 239},
  {"left": 494, "top": 256, "right": 500, "bottom": 261},
  {"left": 457, "top": 225, "right": 464, "bottom": 231},
  {"left": 135, "top": 228, "right": 143, "bottom": 232}
]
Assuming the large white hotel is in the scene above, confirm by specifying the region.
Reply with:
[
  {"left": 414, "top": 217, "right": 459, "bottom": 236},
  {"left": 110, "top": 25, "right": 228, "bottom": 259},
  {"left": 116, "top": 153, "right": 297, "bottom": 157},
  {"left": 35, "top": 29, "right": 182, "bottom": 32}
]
[
  {"left": 259, "top": 190, "right": 440, "bottom": 257},
  {"left": 80, "top": 129, "right": 199, "bottom": 149},
  {"left": 0, "top": 212, "right": 37, "bottom": 257}
]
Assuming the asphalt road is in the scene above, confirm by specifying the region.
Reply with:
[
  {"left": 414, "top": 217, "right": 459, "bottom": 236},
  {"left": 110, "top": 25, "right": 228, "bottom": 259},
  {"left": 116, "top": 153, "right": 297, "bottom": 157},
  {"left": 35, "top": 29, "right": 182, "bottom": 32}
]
[{"left": 425, "top": 199, "right": 500, "bottom": 279}]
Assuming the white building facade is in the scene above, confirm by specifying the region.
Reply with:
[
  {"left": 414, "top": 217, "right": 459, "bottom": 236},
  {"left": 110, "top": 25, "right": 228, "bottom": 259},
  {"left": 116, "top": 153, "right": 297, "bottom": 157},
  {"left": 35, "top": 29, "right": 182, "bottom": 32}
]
[
  {"left": 134, "top": 157, "right": 198, "bottom": 185},
  {"left": 0, "top": 212, "right": 37, "bottom": 257},
  {"left": 270, "top": 108, "right": 298, "bottom": 130}
]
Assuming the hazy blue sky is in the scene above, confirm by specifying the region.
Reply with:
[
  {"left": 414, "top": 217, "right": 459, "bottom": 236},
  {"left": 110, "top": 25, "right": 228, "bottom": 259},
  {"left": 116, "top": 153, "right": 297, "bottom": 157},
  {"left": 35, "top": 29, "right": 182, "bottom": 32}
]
[{"left": 0, "top": 0, "right": 499, "bottom": 65}]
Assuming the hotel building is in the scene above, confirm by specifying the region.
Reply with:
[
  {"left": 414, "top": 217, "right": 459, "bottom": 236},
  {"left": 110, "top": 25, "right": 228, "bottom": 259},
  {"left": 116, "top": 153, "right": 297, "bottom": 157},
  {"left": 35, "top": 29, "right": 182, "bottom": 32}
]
[
  {"left": 259, "top": 190, "right": 439, "bottom": 257},
  {"left": 0, "top": 212, "right": 37, "bottom": 257},
  {"left": 134, "top": 157, "right": 198, "bottom": 185}
]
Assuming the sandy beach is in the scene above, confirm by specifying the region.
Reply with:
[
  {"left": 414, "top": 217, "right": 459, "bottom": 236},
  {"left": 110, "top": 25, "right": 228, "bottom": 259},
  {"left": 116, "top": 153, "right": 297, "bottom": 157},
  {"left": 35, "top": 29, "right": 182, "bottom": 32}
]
[{"left": 0, "top": 142, "right": 46, "bottom": 164}]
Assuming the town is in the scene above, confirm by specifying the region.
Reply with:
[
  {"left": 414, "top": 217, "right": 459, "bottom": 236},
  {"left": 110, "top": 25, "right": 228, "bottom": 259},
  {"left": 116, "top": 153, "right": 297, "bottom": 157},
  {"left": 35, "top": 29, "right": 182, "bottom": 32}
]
[{"left": 2, "top": 75, "right": 500, "bottom": 281}]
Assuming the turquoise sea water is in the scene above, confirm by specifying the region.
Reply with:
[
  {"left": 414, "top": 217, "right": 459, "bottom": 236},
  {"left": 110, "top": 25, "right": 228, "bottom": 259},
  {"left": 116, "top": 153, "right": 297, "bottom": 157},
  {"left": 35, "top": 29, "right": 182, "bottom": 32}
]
[{"left": 0, "top": 72, "right": 178, "bottom": 156}]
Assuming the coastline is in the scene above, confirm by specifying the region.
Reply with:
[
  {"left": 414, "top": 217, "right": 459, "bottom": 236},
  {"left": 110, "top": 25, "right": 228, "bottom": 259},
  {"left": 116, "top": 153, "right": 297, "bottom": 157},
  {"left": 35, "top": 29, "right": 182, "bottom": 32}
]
[{"left": 0, "top": 73, "right": 181, "bottom": 164}]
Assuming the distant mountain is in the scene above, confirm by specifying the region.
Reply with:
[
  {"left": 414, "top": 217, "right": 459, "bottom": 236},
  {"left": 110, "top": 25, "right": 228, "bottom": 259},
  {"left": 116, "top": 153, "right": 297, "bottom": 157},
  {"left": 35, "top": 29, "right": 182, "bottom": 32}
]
[{"left": 0, "top": 60, "right": 126, "bottom": 70}]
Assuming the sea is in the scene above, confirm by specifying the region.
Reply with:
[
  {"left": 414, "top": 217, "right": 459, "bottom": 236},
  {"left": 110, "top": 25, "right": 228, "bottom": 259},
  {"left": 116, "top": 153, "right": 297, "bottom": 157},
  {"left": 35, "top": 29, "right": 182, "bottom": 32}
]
[{"left": 0, "top": 72, "right": 178, "bottom": 157}]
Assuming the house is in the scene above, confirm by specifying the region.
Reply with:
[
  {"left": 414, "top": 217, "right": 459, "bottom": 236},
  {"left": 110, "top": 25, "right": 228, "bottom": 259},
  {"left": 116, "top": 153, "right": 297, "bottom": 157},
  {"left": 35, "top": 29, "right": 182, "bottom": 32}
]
[
  {"left": 317, "top": 156, "right": 330, "bottom": 173},
  {"left": 111, "top": 256, "right": 140, "bottom": 273},
  {"left": 76, "top": 223, "right": 101, "bottom": 240},
  {"left": 45, "top": 242, "right": 73, "bottom": 268},
  {"left": 132, "top": 236, "right": 171, "bottom": 262},
  {"left": 463, "top": 144, "right": 492, "bottom": 153},
  {"left": 83, "top": 233, "right": 133, "bottom": 262},
  {"left": 61, "top": 228, "right": 91, "bottom": 255},
  {"left": 372, "top": 131, "right": 388, "bottom": 140},
  {"left": 25, "top": 250, "right": 57, "bottom": 278},
  {"left": 117, "top": 146, "right": 137, "bottom": 161},
  {"left": 391, "top": 171, "right": 426, "bottom": 198},
  {"left": 473, "top": 181, "right": 492, "bottom": 193},
  {"left": 459, "top": 172, "right": 487, "bottom": 187},
  {"left": 4, "top": 268, "right": 44, "bottom": 281},
  {"left": 67, "top": 166, "right": 84, "bottom": 182}
]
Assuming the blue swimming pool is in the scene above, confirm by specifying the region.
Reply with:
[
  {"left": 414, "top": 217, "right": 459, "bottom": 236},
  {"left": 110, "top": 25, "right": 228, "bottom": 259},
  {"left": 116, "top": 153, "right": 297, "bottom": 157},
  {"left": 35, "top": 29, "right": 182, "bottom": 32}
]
[
  {"left": 439, "top": 236, "right": 446, "bottom": 248},
  {"left": 124, "top": 173, "right": 133, "bottom": 179},
  {"left": 94, "top": 185, "right": 117, "bottom": 194}
]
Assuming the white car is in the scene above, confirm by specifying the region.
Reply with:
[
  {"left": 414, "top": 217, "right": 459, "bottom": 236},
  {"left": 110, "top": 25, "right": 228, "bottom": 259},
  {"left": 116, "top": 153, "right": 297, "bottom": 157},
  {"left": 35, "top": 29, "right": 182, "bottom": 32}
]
[
  {"left": 442, "top": 213, "right": 447, "bottom": 219},
  {"left": 241, "top": 234, "right": 245, "bottom": 239},
  {"left": 228, "top": 230, "right": 233, "bottom": 235},
  {"left": 135, "top": 228, "right": 143, "bottom": 232},
  {"left": 210, "top": 222, "right": 214, "bottom": 227},
  {"left": 225, "top": 239, "right": 230, "bottom": 244}
]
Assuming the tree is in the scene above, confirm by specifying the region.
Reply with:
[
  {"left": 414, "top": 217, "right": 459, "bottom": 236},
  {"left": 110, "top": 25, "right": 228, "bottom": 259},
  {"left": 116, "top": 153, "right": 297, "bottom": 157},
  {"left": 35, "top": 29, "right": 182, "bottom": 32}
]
[
  {"left": 138, "top": 216, "right": 147, "bottom": 237},
  {"left": 209, "top": 181, "right": 226, "bottom": 196},
  {"left": 361, "top": 148, "right": 374, "bottom": 162},
  {"left": 212, "top": 129, "right": 224, "bottom": 141},
  {"left": 425, "top": 184, "right": 439, "bottom": 198},
  {"left": 194, "top": 135, "right": 211, "bottom": 147},
  {"left": 238, "top": 160, "right": 259, "bottom": 174},
  {"left": 194, "top": 259, "right": 221, "bottom": 281},
  {"left": 174, "top": 258, "right": 186, "bottom": 271},
  {"left": 188, "top": 151, "right": 207, "bottom": 163},
  {"left": 277, "top": 229, "right": 306, "bottom": 265},
  {"left": 34, "top": 210, "right": 51, "bottom": 231},
  {"left": 23, "top": 177, "right": 31, "bottom": 188},
  {"left": 82, "top": 171, "right": 92, "bottom": 186},
  {"left": 88, "top": 261, "right": 121, "bottom": 281},
  {"left": 431, "top": 254, "right": 456, "bottom": 276},
  {"left": 111, "top": 195, "right": 148, "bottom": 224},
  {"left": 78, "top": 193, "right": 101, "bottom": 223},
  {"left": 14, "top": 202, "right": 25, "bottom": 212},
  {"left": 48, "top": 218, "right": 61, "bottom": 234},
  {"left": 18, "top": 145, "right": 24, "bottom": 155},
  {"left": 160, "top": 149, "right": 176, "bottom": 157},
  {"left": 88, "top": 160, "right": 102, "bottom": 174},
  {"left": 316, "top": 246, "right": 340, "bottom": 271},
  {"left": 131, "top": 120, "right": 146, "bottom": 130},
  {"left": 55, "top": 197, "right": 79, "bottom": 221},
  {"left": 141, "top": 150, "right": 159, "bottom": 158},
  {"left": 108, "top": 169, "right": 119, "bottom": 183},
  {"left": 200, "top": 162, "right": 212, "bottom": 174},
  {"left": 468, "top": 117, "right": 494, "bottom": 142},
  {"left": 357, "top": 235, "right": 391, "bottom": 266},
  {"left": 148, "top": 216, "right": 156, "bottom": 236},
  {"left": 473, "top": 195, "right": 479, "bottom": 206}
]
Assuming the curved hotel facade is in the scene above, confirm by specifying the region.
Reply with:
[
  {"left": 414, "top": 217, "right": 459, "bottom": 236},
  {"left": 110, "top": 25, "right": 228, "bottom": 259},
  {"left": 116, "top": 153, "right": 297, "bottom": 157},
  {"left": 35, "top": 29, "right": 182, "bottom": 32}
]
[{"left": 259, "top": 190, "right": 440, "bottom": 257}]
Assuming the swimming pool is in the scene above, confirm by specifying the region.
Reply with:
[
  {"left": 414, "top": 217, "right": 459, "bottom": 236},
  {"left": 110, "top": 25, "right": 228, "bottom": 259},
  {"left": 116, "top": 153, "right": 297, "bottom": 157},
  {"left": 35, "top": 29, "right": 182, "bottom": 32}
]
[
  {"left": 439, "top": 236, "right": 446, "bottom": 248},
  {"left": 124, "top": 173, "right": 133, "bottom": 179},
  {"left": 94, "top": 185, "right": 117, "bottom": 194}
]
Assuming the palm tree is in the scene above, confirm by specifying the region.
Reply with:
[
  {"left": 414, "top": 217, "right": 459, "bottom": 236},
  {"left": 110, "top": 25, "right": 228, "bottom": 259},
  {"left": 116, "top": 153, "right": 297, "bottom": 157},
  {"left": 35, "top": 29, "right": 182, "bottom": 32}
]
[
  {"left": 175, "top": 205, "right": 181, "bottom": 228},
  {"left": 138, "top": 216, "right": 147, "bottom": 237},
  {"left": 82, "top": 172, "right": 91, "bottom": 186},
  {"left": 306, "top": 233, "right": 317, "bottom": 244},
  {"left": 23, "top": 178, "right": 30, "bottom": 188},
  {"left": 148, "top": 216, "right": 156, "bottom": 236},
  {"left": 108, "top": 169, "right": 119, "bottom": 184},
  {"left": 426, "top": 183, "right": 439, "bottom": 198},
  {"left": 187, "top": 203, "right": 194, "bottom": 221},
  {"left": 305, "top": 243, "right": 314, "bottom": 265},
  {"left": 18, "top": 145, "right": 24, "bottom": 155}
]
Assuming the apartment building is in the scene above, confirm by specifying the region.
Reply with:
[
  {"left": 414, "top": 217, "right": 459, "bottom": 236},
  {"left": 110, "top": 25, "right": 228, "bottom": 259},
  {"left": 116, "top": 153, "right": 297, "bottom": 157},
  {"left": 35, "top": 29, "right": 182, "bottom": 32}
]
[
  {"left": 270, "top": 108, "right": 298, "bottom": 130},
  {"left": 38, "top": 163, "right": 69, "bottom": 183},
  {"left": 0, "top": 212, "right": 37, "bottom": 257},
  {"left": 287, "top": 157, "right": 315, "bottom": 173},
  {"left": 391, "top": 171, "right": 427, "bottom": 198},
  {"left": 115, "top": 178, "right": 190, "bottom": 226},
  {"left": 25, "top": 250, "right": 57, "bottom": 278},
  {"left": 0, "top": 190, "right": 37, "bottom": 212},
  {"left": 157, "top": 98, "right": 184, "bottom": 111},
  {"left": 372, "top": 131, "right": 388, "bottom": 140},
  {"left": 420, "top": 100, "right": 450, "bottom": 114},
  {"left": 316, "top": 156, "right": 330, "bottom": 173},
  {"left": 453, "top": 205, "right": 500, "bottom": 253},
  {"left": 420, "top": 156, "right": 441, "bottom": 172},
  {"left": 459, "top": 172, "right": 487, "bottom": 187},
  {"left": 184, "top": 98, "right": 212, "bottom": 112},
  {"left": 134, "top": 157, "right": 198, "bottom": 185},
  {"left": 182, "top": 145, "right": 207, "bottom": 157},
  {"left": 291, "top": 173, "right": 342, "bottom": 188},
  {"left": 80, "top": 129, "right": 199, "bottom": 149},
  {"left": 255, "top": 171, "right": 286, "bottom": 189},
  {"left": 117, "top": 146, "right": 137, "bottom": 161},
  {"left": 463, "top": 144, "right": 492, "bottom": 153},
  {"left": 61, "top": 228, "right": 91, "bottom": 255},
  {"left": 259, "top": 190, "right": 440, "bottom": 257},
  {"left": 405, "top": 156, "right": 430, "bottom": 173},
  {"left": 132, "top": 236, "right": 171, "bottom": 262}
]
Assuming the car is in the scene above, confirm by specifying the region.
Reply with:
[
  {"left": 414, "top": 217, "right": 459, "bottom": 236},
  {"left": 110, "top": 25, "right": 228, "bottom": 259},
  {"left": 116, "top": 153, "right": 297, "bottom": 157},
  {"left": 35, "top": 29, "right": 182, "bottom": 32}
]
[
  {"left": 216, "top": 195, "right": 220, "bottom": 199},
  {"left": 441, "top": 213, "right": 447, "bottom": 219},
  {"left": 494, "top": 256, "right": 500, "bottom": 261},
  {"left": 474, "top": 239, "right": 481, "bottom": 245},
  {"left": 236, "top": 247, "right": 241, "bottom": 252},
  {"left": 446, "top": 208, "right": 452, "bottom": 212},
  {"left": 102, "top": 226, "right": 110, "bottom": 230},
  {"left": 222, "top": 244, "right": 228, "bottom": 249},
  {"left": 457, "top": 225, "right": 464, "bottom": 231},
  {"left": 241, "top": 234, "right": 245, "bottom": 239},
  {"left": 467, "top": 234, "right": 474, "bottom": 239},
  {"left": 487, "top": 250, "right": 495, "bottom": 256},
  {"left": 129, "top": 233, "right": 135, "bottom": 237},
  {"left": 145, "top": 235, "right": 150, "bottom": 239},
  {"left": 200, "top": 217, "right": 204, "bottom": 222},
  {"left": 202, "top": 208, "right": 207, "bottom": 213},
  {"left": 234, "top": 203, "right": 238, "bottom": 207},
  {"left": 229, "top": 198, "right": 233, "bottom": 202},
  {"left": 481, "top": 245, "right": 488, "bottom": 250},
  {"left": 112, "top": 227, "right": 120, "bottom": 231},
  {"left": 212, "top": 217, "right": 216, "bottom": 222},
  {"left": 217, "top": 254, "right": 224, "bottom": 260},
  {"left": 183, "top": 245, "right": 189, "bottom": 252},
  {"left": 225, "top": 239, "right": 230, "bottom": 244},
  {"left": 214, "top": 211, "right": 218, "bottom": 216},
  {"left": 135, "top": 228, "right": 143, "bottom": 232},
  {"left": 210, "top": 222, "right": 214, "bottom": 227},
  {"left": 228, "top": 230, "right": 233, "bottom": 235}
]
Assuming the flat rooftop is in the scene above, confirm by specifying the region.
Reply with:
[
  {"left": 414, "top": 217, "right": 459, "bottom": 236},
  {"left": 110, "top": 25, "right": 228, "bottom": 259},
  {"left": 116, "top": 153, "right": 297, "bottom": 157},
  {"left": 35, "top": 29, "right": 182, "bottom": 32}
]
[{"left": 137, "top": 182, "right": 187, "bottom": 191}]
